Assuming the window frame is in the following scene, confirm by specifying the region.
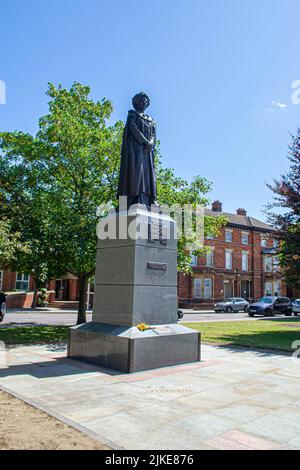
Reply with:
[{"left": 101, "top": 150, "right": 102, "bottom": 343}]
[
  {"left": 273, "top": 256, "right": 280, "bottom": 272},
  {"left": 193, "top": 278, "right": 202, "bottom": 299},
  {"left": 225, "top": 249, "right": 233, "bottom": 270},
  {"left": 241, "top": 232, "right": 249, "bottom": 245},
  {"left": 265, "top": 281, "right": 273, "bottom": 296},
  {"left": 206, "top": 248, "right": 214, "bottom": 267},
  {"left": 242, "top": 251, "right": 249, "bottom": 272},
  {"left": 204, "top": 278, "right": 213, "bottom": 299},
  {"left": 264, "top": 256, "right": 273, "bottom": 273},
  {"left": 16, "top": 272, "right": 30, "bottom": 291},
  {"left": 274, "top": 280, "right": 281, "bottom": 296},
  {"left": 225, "top": 229, "right": 233, "bottom": 243},
  {"left": 190, "top": 253, "right": 198, "bottom": 267},
  {"left": 261, "top": 237, "right": 267, "bottom": 248}
]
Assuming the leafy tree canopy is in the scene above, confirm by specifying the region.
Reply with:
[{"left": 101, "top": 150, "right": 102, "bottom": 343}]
[{"left": 266, "top": 128, "right": 300, "bottom": 287}]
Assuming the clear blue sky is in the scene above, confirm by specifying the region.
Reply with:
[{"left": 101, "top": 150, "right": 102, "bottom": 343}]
[{"left": 1, "top": 0, "right": 299, "bottom": 220}]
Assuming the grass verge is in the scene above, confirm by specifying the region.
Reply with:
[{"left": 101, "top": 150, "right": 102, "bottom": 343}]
[
  {"left": 183, "top": 318, "right": 300, "bottom": 352},
  {"left": 0, "top": 326, "right": 69, "bottom": 344},
  {"left": 1, "top": 319, "right": 300, "bottom": 352}
]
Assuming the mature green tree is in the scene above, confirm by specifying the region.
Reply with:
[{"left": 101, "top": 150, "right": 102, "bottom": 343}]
[
  {"left": 0, "top": 82, "right": 123, "bottom": 323},
  {"left": 0, "top": 156, "right": 33, "bottom": 276},
  {"left": 0, "top": 219, "right": 25, "bottom": 271},
  {"left": 266, "top": 128, "right": 300, "bottom": 288},
  {"left": 0, "top": 145, "right": 65, "bottom": 304}
]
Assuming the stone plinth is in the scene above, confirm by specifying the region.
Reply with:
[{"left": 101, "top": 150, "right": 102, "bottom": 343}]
[
  {"left": 68, "top": 322, "right": 201, "bottom": 373},
  {"left": 68, "top": 207, "right": 201, "bottom": 373}
]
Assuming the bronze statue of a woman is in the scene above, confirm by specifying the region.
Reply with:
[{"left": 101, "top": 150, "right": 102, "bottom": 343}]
[{"left": 118, "top": 92, "right": 157, "bottom": 208}]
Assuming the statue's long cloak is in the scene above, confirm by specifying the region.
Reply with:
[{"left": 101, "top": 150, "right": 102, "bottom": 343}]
[{"left": 118, "top": 110, "right": 157, "bottom": 198}]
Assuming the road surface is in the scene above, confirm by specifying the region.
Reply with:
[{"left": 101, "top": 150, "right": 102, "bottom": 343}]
[{"left": 0, "top": 308, "right": 287, "bottom": 327}]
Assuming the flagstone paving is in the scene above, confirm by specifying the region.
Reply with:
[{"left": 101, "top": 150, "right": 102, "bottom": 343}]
[{"left": 0, "top": 342, "right": 299, "bottom": 450}]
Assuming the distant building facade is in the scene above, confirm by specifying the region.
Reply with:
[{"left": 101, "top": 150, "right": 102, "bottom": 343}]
[{"left": 178, "top": 201, "right": 286, "bottom": 309}]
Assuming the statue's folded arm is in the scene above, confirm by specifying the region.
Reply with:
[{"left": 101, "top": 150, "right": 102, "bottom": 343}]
[{"left": 128, "top": 115, "right": 150, "bottom": 145}]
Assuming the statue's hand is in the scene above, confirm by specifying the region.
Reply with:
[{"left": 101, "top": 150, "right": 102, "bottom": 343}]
[{"left": 145, "top": 139, "right": 154, "bottom": 151}]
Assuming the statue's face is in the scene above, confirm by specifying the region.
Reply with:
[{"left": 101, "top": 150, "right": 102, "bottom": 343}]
[{"left": 136, "top": 95, "right": 149, "bottom": 112}]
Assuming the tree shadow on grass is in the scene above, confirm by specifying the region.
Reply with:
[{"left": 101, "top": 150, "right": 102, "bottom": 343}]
[
  {"left": 206, "top": 329, "right": 300, "bottom": 355},
  {"left": 259, "top": 317, "right": 300, "bottom": 323}
]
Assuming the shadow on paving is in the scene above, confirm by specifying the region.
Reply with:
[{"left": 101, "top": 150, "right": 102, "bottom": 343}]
[
  {"left": 0, "top": 356, "right": 126, "bottom": 379},
  {"left": 210, "top": 343, "right": 294, "bottom": 357}
]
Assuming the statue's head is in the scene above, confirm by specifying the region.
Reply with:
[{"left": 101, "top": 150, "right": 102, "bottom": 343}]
[{"left": 132, "top": 92, "right": 150, "bottom": 112}]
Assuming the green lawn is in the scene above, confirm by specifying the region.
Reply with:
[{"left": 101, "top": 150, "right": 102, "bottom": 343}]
[
  {"left": 1, "top": 319, "right": 300, "bottom": 352},
  {"left": 184, "top": 318, "right": 300, "bottom": 352},
  {"left": 0, "top": 326, "right": 69, "bottom": 345}
]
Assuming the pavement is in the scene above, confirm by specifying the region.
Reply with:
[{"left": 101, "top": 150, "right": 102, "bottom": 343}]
[
  {"left": 0, "top": 342, "right": 299, "bottom": 450},
  {"left": 1, "top": 308, "right": 284, "bottom": 327}
]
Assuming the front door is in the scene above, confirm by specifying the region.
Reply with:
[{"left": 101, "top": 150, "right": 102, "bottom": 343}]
[
  {"left": 55, "top": 280, "right": 63, "bottom": 300},
  {"left": 55, "top": 280, "right": 70, "bottom": 300},
  {"left": 241, "top": 280, "right": 251, "bottom": 300}
]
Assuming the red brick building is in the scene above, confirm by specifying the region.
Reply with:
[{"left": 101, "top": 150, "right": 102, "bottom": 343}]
[
  {"left": 178, "top": 201, "right": 287, "bottom": 309},
  {"left": 0, "top": 270, "right": 82, "bottom": 308}
]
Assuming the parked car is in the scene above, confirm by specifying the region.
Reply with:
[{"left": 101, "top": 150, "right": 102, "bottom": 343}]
[
  {"left": 0, "top": 291, "right": 6, "bottom": 323},
  {"left": 214, "top": 298, "right": 249, "bottom": 313},
  {"left": 0, "top": 302, "right": 6, "bottom": 323},
  {"left": 177, "top": 309, "right": 184, "bottom": 321},
  {"left": 292, "top": 299, "right": 300, "bottom": 316},
  {"left": 248, "top": 296, "right": 293, "bottom": 317}
]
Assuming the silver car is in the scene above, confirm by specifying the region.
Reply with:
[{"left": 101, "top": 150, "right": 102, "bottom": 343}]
[
  {"left": 0, "top": 302, "right": 6, "bottom": 323},
  {"left": 214, "top": 297, "right": 249, "bottom": 313},
  {"left": 293, "top": 299, "right": 300, "bottom": 316}
]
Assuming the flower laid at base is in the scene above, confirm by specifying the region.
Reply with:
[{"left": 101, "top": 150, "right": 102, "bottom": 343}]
[{"left": 136, "top": 323, "right": 156, "bottom": 332}]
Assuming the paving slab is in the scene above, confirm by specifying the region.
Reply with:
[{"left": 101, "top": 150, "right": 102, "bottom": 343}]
[
  {"left": 210, "top": 430, "right": 281, "bottom": 450},
  {"left": 240, "top": 414, "right": 300, "bottom": 444},
  {"left": 0, "top": 342, "right": 299, "bottom": 449}
]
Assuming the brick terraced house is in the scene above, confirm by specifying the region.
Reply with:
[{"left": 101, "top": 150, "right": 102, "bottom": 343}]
[
  {"left": 178, "top": 201, "right": 286, "bottom": 309},
  {"left": 0, "top": 270, "right": 82, "bottom": 309}
]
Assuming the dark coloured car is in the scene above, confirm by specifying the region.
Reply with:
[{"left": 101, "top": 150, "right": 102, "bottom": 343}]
[
  {"left": 292, "top": 299, "right": 300, "bottom": 316},
  {"left": 0, "top": 302, "right": 6, "bottom": 323},
  {"left": 248, "top": 296, "right": 293, "bottom": 317},
  {"left": 177, "top": 309, "right": 184, "bottom": 321},
  {"left": 0, "top": 291, "right": 6, "bottom": 323}
]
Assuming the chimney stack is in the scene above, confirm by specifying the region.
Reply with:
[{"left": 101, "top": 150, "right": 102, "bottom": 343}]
[
  {"left": 237, "top": 208, "right": 247, "bottom": 216},
  {"left": 212, "top": 201, "right": 222, "bottom": 212}
]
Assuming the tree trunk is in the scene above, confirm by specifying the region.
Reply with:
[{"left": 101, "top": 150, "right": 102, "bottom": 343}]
[
  {"left": 32, "top": 287, "right": 39, "bottom": 308},
  {"left": 31, "top": 277, "right": 41, "bottom": 308},
  {"left": 77, "top": 273, "right": 89, "bottom": 325}
]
